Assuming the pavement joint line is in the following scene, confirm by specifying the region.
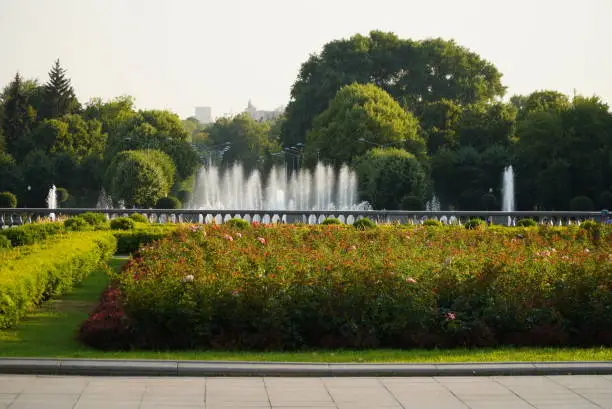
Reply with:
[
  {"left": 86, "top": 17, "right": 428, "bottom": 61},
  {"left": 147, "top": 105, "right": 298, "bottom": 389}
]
[{"left": 0, "top": 358, "right": 611, "bottom": 377}]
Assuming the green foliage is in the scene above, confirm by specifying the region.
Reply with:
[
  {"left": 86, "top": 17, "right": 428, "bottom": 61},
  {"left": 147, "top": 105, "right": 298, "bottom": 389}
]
[
  {"left": 89, "top": 224, "right": 612, "bottom": 350},
  {"left": 481, "top": 193, "right": 498, "bottom": 211},
  {"left": 0, "top": 235, "right": 11, "bottom": 248},
  {"left": 353, "top": 217, "right": 376, "bottom": 230},
  {"left": 355, "top": 148, "right": 429, "bottom": 210},
  {"left": 80, "top": 212, "right": 108, "bottom": 227},
  {"left": 224, "top": 218, "right": 250, "bottom": 230},
  {"left": 0, "top": 191, "right": 17, "bottom": 208},
  {"left": 0, "top": 153, "right": 22, "bottom": 196},
  {"left": 321, "top": 217, "right": 342, "bottom": 225},
  {"left": 400, "top": 195, "right": 424, "bottom": 210},
  {"left": 514, "top": 90, "right": 571, "bottom": 120},
  {"left": 570, "top": 196, "right": 594, "bottom": 211},
  {"left": 55, "top": 187, "right": 69, "bottom": 204},
  {"left": 155, "top": 196, "right": 181, "bottom": 209},
  {"left": 31, "top": 114, "right": 106, "bottom": 161},
  {"left": 516, "top": 218, "right": 537, "bottom": 227},
  {"left": 110, "top": 217, "right": 135, "bottom": 231},
  {"left": 0, "top": 232, "right": 116, "bottom": 328},
  {"left": 2, "top": 73, "right": 37, "bottom": 158},
  {"left": 598, "top": 191, "right": 612, "bottom": 209},
  {"left": 305, "top": 83, "right": 425, "bottom": 164},
  {"left": 39, "top": 59, "right": 81, "bottom": 119},
  {"left": 457, "top": 102, "right": 516, "bottom": 150},
  {"left": 0, "top": 222, "right": 64, "bottom": 247},
  {"left": 282, "top": 31, "right": 505, "bottom": 148},
  {"left": 464, "top": 218, "right": 485, "bottom": 229},
  {"left": 423, "top": 219, "right": 443, "bottom": 227},
  {"left": 129, "top": 213, "right": 149, "bottom": 223},
  {"left": 113, "top": 225, "right": 177, "bottom": 253},
  {"left": 206, "top": 113, "right": 280, "bottom": 171},
  {"left": 107, "top": 150, "right": 171, "bottom": 208},
  {"left": 64, "top": 216, "right": 91, "bottom": 231}
]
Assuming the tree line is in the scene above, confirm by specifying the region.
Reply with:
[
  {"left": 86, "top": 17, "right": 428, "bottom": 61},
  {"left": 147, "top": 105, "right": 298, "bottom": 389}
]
[
  {"left": 0, "top": 60, "right": 199, "bottom": 208},
  {"left": 2, "top": 31, "right": 611, "bottom": 211}
]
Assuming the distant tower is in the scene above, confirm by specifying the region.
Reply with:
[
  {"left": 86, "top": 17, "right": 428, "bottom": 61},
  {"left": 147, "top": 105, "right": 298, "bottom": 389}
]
[{"left": 195, "top": 106, "right": 212, "bottom": 124}]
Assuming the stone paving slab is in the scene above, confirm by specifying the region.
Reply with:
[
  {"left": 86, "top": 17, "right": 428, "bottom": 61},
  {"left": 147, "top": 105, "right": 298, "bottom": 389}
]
[
  {"left": 1, "top": 358, "right": 612, "bottom": 377},
  {"left": 0, "top": 375, "right": 611, "bottom": 409}
]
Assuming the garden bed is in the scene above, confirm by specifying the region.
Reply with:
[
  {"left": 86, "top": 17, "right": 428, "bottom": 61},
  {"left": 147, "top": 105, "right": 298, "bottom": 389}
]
[{"left": 79, "top": 222, "right": 612, "bottom": 351}]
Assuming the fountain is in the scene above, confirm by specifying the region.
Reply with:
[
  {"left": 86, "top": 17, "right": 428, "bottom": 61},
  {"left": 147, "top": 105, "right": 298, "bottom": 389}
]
[
  {"left": 502, "top": 166, "right": 515, "bottom": 226},
  {"left": 46, "top": 185, "right": 57, "bottom": 221},
  {"left": 188, "top": 161, "right": 370, "bottom": 211}
]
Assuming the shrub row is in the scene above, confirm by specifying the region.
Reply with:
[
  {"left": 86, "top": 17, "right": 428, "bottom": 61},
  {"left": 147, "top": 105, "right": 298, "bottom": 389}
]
[
  {"left": 0, "top": 222, "right": 64, "bottom": 247},
  {"left": 113, "top": 225, "right": 177, "bottom": 254},
  {"left": 80, "top": 223, "right": 612, "bottom": 350},
  {"left": 0, "top": 231, "right": 117, "bottom": 329}
]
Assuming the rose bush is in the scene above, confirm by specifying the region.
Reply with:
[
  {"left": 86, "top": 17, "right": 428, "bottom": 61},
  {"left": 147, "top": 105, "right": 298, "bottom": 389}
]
[{"left": 80, "top": 222, "right": 612, "bottom": 350}]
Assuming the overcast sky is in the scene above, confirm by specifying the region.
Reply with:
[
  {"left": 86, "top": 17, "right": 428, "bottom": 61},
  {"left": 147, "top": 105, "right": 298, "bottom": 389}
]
[{"left": 1, "top": 0, "right": 610, "bottom": 119}]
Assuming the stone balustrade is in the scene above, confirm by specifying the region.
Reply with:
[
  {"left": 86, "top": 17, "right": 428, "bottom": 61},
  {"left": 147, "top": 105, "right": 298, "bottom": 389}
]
[{"left": 0, "top": 208, "right": 608, "bottom": 228}]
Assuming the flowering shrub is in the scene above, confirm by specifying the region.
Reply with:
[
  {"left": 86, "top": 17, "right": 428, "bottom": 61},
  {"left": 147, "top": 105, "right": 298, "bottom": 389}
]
[{"left": 81, "top": 223, "right": 612, "bottom": 350}]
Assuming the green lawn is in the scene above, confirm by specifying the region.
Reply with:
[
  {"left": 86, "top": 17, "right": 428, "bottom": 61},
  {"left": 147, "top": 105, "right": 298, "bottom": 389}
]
[{"left": 1, "top": 256, "right": 611, "bottom": 363}]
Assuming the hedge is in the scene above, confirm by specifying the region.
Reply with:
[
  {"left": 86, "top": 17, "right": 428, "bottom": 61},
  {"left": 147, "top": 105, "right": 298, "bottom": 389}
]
[
  {"left": 0, "top": 231, "right": 117, "bottom": 329},
  {"left": 0, "top": 222, "right": 65, "bottom": 247},
  {"left": 113, "top": 225, "right": 178, "bottom": 254}
]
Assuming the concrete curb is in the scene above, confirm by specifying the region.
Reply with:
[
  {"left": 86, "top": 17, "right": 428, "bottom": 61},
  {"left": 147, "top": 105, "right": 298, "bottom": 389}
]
[{"left": 1, "top": 358, "right": 611, "bottom": 377}]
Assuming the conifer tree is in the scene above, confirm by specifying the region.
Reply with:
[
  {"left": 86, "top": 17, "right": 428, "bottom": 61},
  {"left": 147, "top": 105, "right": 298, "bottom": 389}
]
[
  {"left": 41, "top": 59, "right": 80, "bottom": 119},
  {"left": 2, "top": 72, "right": 35, "bottom": 156}
]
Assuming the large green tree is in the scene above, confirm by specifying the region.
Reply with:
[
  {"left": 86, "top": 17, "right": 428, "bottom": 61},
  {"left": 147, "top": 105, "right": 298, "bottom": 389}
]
[
  {"left": 40, "top": 59, "right": 80, "bottom": 119},
  {"left": 107, "top": 150, "right": 173, "bottom": 208},
  {"left": 207, "top": 113, "right": 281, "bottom": 171},
  {"left": 30, "top": 114, "right": 106, "bottom": 161},
  {"left": 305, "top": 83, "right": 425, "bottom": 165},
  {"left": 281, "top": 31, "right": 505, "bottom": 148},
  {"left": 355, "top": 148, "right": 429, "bottom": 210},
  {"left": 1, "top": 73, "right": 36, "bottom": 157},
  {"left": 514, "top": 95, "right": 612, "bottom": 210},
  {"left": 105, "top": 109, "right": 198, "bottom": 180}
]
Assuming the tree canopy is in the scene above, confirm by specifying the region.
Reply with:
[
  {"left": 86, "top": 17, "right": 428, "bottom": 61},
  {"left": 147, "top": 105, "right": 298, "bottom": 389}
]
[
  {"left": 305, "top": 83, "right": 425, "bottom": 164},
  {"left": 281, "top": 31, "right": 505, "bottom": 148}
]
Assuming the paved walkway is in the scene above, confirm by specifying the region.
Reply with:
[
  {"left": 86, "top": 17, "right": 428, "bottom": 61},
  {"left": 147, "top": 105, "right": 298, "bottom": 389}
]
[{"left": 1, "top": 374, "right": 612, "bottom": 409}]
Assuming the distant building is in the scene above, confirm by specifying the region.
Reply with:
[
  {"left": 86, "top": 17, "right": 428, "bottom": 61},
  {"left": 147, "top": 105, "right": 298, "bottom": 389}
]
[
  {"left": 195, "top": 106, "right": 212, "bottom": 124},
  {"left": 244, "top": 100, "right": 283, "bottom": 122}
]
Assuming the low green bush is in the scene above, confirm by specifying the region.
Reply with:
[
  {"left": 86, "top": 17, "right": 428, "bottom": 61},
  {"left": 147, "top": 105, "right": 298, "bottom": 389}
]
[
  {"left": 0, "top": 235, "right": 11, "bottom": 249},
  {"left": 110, "top": 217, "right": 135, "bottom": 231},
  {"left": 155, "top": 196, "right": 181, "bottom": 209},
  {"left": 113, "top": 225, "right": 178, "bottom": 254},
  {"left": 464, "top": 218, "right": 484, "bottom": 230},
  {"left": 321, "top": 217, "right": 342, "bottom": 225},
  {"left": 129, "top": 213, "right": 149, "bottom": 223},
  {"left": 0, "top": 222, "right": 64, "bottom": 247},
  {"left": 80, "top": 212, "right": 108, "bottom": 227},
  {"left": 0, "top": 192, "right": 17, "bottom": 208},
  {"left": 423, "top": 219, "right": 442, "bottom": 227},
  {"left": 516, "top": 218, "right": 537, "bottom": 227},
  {"left": 64, "top": 216, "right": 91, "bottom": 232},
  {"left": 224, "top": 218, "right": 250, "bottom": 230},
  {"left": 0, "top": 231, "right": 116, "bottom": 329},
  {"left": 353, "top": 217, "right": 376, "bottom": 230}
]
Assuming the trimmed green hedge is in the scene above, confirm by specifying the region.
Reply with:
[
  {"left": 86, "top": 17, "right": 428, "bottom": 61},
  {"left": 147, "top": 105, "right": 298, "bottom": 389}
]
[
  {"left": 0, "top": 222, "right": 64, "bottom": 247},
  {"left": 113, "top": 225, "right": 178, "bottom": 254},
  {"left": 0, "top": 231, "right": 117, "bottom": 329}
]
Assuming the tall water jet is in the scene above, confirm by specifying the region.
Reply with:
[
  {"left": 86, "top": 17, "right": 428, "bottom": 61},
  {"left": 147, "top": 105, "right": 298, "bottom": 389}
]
[
  {"left": 46, "top": 185, "right": 57, "bottom": 221},
  {"left": 188, "top": 161, "right": 368, "bottom": 211},
  {"left": 502, "top": 166, "right": 515, "bottom": 225}
]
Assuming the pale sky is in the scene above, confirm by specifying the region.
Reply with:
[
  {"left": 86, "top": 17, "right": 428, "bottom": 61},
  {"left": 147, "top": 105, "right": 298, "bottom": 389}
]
[{"left": 1, "top": 0, "right": 610, "bottom": 119}]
